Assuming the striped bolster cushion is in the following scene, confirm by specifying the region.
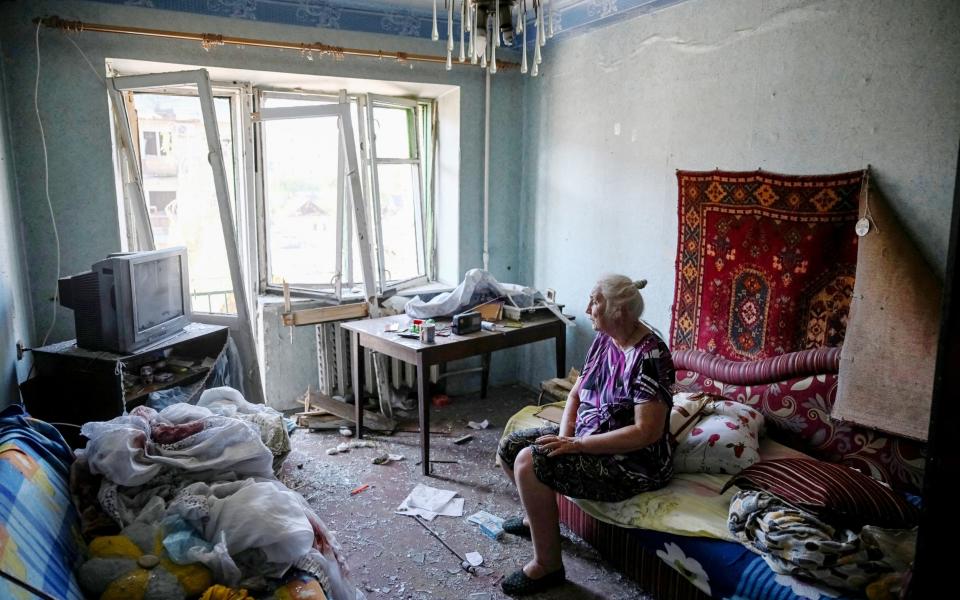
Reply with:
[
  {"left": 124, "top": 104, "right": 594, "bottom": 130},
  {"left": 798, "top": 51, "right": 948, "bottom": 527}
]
[
  {"left": 722, "top": 458, "right": 918, "bottom": 529},
  {"left": 672, "top": 347, "right": 841, "bottom": 385}
]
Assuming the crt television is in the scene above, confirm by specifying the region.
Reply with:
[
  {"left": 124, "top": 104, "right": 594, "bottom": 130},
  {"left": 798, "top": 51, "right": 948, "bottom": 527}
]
[{"left": 58, "top": 247, "right": 191, "bottom": 354}]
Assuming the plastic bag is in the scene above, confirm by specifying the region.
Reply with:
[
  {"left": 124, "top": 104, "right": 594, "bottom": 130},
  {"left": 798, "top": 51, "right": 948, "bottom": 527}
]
[
  {"left": 197, "top": 387, "right": 269, "bottom": 417},
  {"left": 147, "top": 386, "right": 194, "bottom": 411},
  {"left": 208, "top": 337, "right": 246, "bottom": 397},
  {"left": 404, "top": 268, "right": 543, "bottom": 319}
]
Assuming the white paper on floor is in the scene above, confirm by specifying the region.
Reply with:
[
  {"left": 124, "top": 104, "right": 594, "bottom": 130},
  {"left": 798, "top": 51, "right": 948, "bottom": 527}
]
[
  {"left": 396, "top": 484, "right": 464, "bottom": 520},
  {"left": 465, "top": 551, "right": 483, "bottom": 567}
]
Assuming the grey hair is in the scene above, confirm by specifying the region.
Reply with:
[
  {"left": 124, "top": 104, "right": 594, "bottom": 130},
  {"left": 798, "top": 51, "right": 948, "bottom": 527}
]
[{"left": 595, "top": 274, "right": 647, "bottom": 321}]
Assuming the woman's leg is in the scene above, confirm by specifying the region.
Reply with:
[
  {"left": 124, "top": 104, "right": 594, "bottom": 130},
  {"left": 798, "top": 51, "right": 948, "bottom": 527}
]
[
  {"left": 513, "top": 446, "right": 563, "bottom": 577},
  {"left": 498, "top": 426, "right": 554, "bottom": 490}
]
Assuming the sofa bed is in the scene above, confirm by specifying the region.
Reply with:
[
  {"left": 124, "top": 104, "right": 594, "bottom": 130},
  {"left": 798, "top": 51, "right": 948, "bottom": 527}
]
[{"left": 503, "top": 346, "right": 923, "bottom": 600}]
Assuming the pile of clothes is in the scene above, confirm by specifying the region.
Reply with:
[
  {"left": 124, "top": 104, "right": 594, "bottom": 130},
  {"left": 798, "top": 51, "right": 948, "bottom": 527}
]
[
  {"left": 71, "top": 387, "right": 361, "bottom": 599},
  {"left": 726, "top": 458, "right": 918, "bottom": 599}
]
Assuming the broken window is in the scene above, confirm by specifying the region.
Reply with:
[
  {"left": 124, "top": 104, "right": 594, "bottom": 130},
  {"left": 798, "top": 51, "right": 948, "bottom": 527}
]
[
  {"left": 257, "top": 90, "right": 431, "bottom": 298},
  {"left": 111, "top": 68, "right": 438, "bottom": 308}
]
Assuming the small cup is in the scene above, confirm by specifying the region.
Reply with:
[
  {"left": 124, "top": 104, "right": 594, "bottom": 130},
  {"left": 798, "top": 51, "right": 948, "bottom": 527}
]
[{"left": 420, "top": 323, "right": 436, "bottom": 344}]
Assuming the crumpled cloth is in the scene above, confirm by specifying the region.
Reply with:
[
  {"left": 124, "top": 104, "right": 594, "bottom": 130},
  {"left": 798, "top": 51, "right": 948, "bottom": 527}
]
[
  {"left": 404, "top": 268, "right": 543, "bottom": 318},
  {"left": 728, "top": 490, "right": 902, "bottom": 591},
  {"left": 79, "top": 410, "right": 274, "bottom": 487},
  {"left": 169, "top": 479, "right": 314, "bottom": 566},
  {"left": 198, "top": 388, "right": 290, "bottom": 469}
]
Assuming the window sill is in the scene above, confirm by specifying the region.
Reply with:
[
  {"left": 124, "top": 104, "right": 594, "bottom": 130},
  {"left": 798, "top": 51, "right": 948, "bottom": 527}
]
[{"left": 258, "top": 280, "right": 454, "bottom": 307}]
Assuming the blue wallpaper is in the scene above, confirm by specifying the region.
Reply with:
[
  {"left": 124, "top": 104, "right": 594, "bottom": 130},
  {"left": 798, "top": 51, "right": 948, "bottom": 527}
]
[{"left": 85, "top": 0, "right": 691, "bottom": 43}]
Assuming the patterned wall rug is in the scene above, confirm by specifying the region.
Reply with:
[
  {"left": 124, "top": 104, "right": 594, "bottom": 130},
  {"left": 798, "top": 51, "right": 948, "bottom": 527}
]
[{"left": 671, "top": 169, "right": 865, "bottom": 361}]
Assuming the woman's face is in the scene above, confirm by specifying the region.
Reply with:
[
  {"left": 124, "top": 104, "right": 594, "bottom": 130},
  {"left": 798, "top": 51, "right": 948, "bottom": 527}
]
[{"left": 586, "top": 288, "right": 610, "bottom": 332}]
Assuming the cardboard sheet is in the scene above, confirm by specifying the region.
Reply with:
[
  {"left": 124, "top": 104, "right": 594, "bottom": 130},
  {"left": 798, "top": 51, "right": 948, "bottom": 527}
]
[{"left": 835, "top": 184, "right": 941, "bottom": 441}]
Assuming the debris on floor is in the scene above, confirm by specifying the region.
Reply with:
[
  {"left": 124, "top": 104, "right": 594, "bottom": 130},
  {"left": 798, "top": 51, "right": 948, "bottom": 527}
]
[
  {"left": 468, "top": 511, "right": 506, "bottom": 540},
  {"left": 372, "top": 453, "right": 405, "bottom": 465},
  {"left": 396, "top": 484, "right": 464, "bottom": 520},
  {"left": 279, "top": 383, "right": 657, "bottom": 600}
]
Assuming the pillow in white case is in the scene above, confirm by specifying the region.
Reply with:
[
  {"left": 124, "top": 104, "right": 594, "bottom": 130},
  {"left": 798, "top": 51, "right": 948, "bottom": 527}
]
[{"left": 672, "top": 399, "right": 764, "bottom": 475}]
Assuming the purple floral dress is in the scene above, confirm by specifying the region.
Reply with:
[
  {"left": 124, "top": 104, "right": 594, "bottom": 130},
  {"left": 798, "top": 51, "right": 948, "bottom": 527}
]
[{"left": 498, "top": 331, "right": 676, "bottom": 502}]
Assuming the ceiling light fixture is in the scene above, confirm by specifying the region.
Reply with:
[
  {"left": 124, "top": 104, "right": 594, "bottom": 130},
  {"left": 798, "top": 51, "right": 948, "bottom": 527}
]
[{"left": 432, "top": 1, "right": 554, "bottom": 76}]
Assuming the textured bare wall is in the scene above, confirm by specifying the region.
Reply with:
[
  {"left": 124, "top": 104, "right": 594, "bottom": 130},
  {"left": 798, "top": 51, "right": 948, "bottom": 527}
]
[
  {"left": 518, "top": 0, "right": 960, "bottom": 385},
  {"left": 0, "top": 39, "right": 35, "bottom": 407}
]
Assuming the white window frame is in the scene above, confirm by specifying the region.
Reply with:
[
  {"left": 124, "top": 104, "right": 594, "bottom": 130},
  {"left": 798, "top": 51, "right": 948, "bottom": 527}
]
[
  {"left": 253, "top": 98, "right": 379, "bottom": 308},
  {"left": 362, "top": 94, "right": 429, "bottom": 292},
  {"left": 112, "top": 83, "right": 252, "bottom": 279},
  {"left": 254, "top": 89, "right": 344, "bottom": 296},
  {"left": 256, "top": 89, "right": 433, "bottom": 300},
  {"left": 111, "top": 66, "right": 440, "bottom": 309}
]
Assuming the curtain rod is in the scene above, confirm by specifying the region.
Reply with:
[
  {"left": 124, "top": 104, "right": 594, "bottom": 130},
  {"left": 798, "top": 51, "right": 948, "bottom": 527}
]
[{"left": 36, "top": 15, "right": 516, "bottom": 70}]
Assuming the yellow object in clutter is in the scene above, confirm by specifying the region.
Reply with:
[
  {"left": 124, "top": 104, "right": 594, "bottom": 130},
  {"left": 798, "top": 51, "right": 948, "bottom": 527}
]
[
  {"left": 469, "top": 299, "right": 504, "bottom": 321},
  {"left": 78, "top": 522, "right": 212, "bottom": 600},
  {"left": 272, "top": 577, "right": 327, "bottom": 600},
  {"left": 201, "top": 584, "right": 255, "bottom": 600}
]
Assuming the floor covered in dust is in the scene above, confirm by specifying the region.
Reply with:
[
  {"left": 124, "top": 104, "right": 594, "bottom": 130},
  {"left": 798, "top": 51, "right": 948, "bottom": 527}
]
[{"left": 278, "top": 384, "right": 655, "bottom": 600}]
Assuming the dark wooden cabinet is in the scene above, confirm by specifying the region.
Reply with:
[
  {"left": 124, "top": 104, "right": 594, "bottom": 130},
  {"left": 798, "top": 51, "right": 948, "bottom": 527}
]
[{"left": 20, "top": 323, "right": 228, "bottom": 439}]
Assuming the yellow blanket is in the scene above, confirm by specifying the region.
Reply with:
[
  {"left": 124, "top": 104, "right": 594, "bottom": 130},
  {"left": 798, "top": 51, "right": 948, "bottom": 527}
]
[{"left": 500, "top": 402, "right": 805, "bottom": 541}]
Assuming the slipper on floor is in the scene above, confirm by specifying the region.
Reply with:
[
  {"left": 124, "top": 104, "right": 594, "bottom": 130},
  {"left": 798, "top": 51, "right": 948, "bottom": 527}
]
[
  {"left": 501, "top": 567, "right": 566, "bottom": 596},
  {"left": 502, "top": 516, "right": 532, "bottom": 538}
]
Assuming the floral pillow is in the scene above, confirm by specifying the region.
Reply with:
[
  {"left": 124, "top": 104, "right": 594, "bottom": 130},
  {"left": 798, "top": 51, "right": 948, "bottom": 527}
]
[{"left": 671, "top": 394, "right": 765, "bottom": 475}]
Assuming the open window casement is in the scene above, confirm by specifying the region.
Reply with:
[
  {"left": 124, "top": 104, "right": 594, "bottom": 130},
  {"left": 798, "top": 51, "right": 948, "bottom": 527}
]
[
  {"left": 363, "top": 94, "right": 428, "bottom": 291},
  {"left": 108, "top": 69, "right": 265, "bottom": 404},
  {"left": 362, "top": 94, "right": 429, "bottom": 293},
  {"left": 111, "top": 88, "right": 155, "bottom": 252},
  {"left": 256, "top": 93, "right": 353, "bottom": 300},
  {"left": 255, "top": 100, "right": 379, "bottom": 313}
]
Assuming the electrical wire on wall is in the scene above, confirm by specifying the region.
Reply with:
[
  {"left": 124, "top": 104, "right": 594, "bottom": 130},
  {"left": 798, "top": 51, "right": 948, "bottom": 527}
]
[
  {"left": 33, "top": 23, "right": 107, "bottom": 346},
  {"left": 34, "top": 21, "right": 61, "bottom": 346}
]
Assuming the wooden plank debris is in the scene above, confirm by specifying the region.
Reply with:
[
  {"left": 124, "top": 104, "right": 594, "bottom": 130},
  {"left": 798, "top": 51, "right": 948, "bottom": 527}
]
[
  {"left": 282, "top": 302, "right": 369, "bottom": 327},
  {"left": 538, "top": 367, "right": 581, "bottom": 404},
  {"left": 300, "top": 388, "right": 396, "bottom": 432},
  {"left": 297, "top": 413, "right": 349, "bottom": 430}
]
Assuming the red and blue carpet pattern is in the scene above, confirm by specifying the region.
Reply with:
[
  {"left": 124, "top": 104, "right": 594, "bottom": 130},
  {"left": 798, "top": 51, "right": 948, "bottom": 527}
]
[{"left": 671, "top": 169, "right": 864, "bottom": 361}]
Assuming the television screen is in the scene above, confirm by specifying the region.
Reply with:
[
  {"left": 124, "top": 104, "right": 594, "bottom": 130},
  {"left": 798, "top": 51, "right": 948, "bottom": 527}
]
[{"left": 133, "top": 255, "right": 186, "bottom": 333}]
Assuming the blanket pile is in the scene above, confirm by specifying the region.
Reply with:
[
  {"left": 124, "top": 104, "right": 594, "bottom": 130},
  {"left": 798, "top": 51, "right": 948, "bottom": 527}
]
[{"left": 72, "top": 387, "right": 360, "bottom": 599}]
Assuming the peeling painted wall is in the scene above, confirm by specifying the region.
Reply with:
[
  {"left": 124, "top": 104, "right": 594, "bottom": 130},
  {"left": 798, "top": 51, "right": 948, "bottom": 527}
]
[
  {"left": 518, "top": 0, "right": 960, "bottom": 385},
  {"left": 0, "top": 0, "right": 524, "bottom": 408},
  {"left": 0, "top": 39, "right": 35, "bottom": 408}
]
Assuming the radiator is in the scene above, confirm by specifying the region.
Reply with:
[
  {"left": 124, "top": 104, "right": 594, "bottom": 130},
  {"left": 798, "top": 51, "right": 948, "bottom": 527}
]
[{"left": 316, "top": 323, "right": 420, "bottom": 399}]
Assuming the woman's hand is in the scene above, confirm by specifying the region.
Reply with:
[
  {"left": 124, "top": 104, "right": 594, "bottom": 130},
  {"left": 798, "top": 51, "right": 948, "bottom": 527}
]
[{"left": 535, "top": 434, "right": 583, "bottom": 457}]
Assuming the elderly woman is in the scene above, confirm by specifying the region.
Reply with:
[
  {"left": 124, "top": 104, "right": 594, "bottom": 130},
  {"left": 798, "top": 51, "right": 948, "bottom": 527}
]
[{"left": 497, "top": 274, "right": 675, "bottom": 596}]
